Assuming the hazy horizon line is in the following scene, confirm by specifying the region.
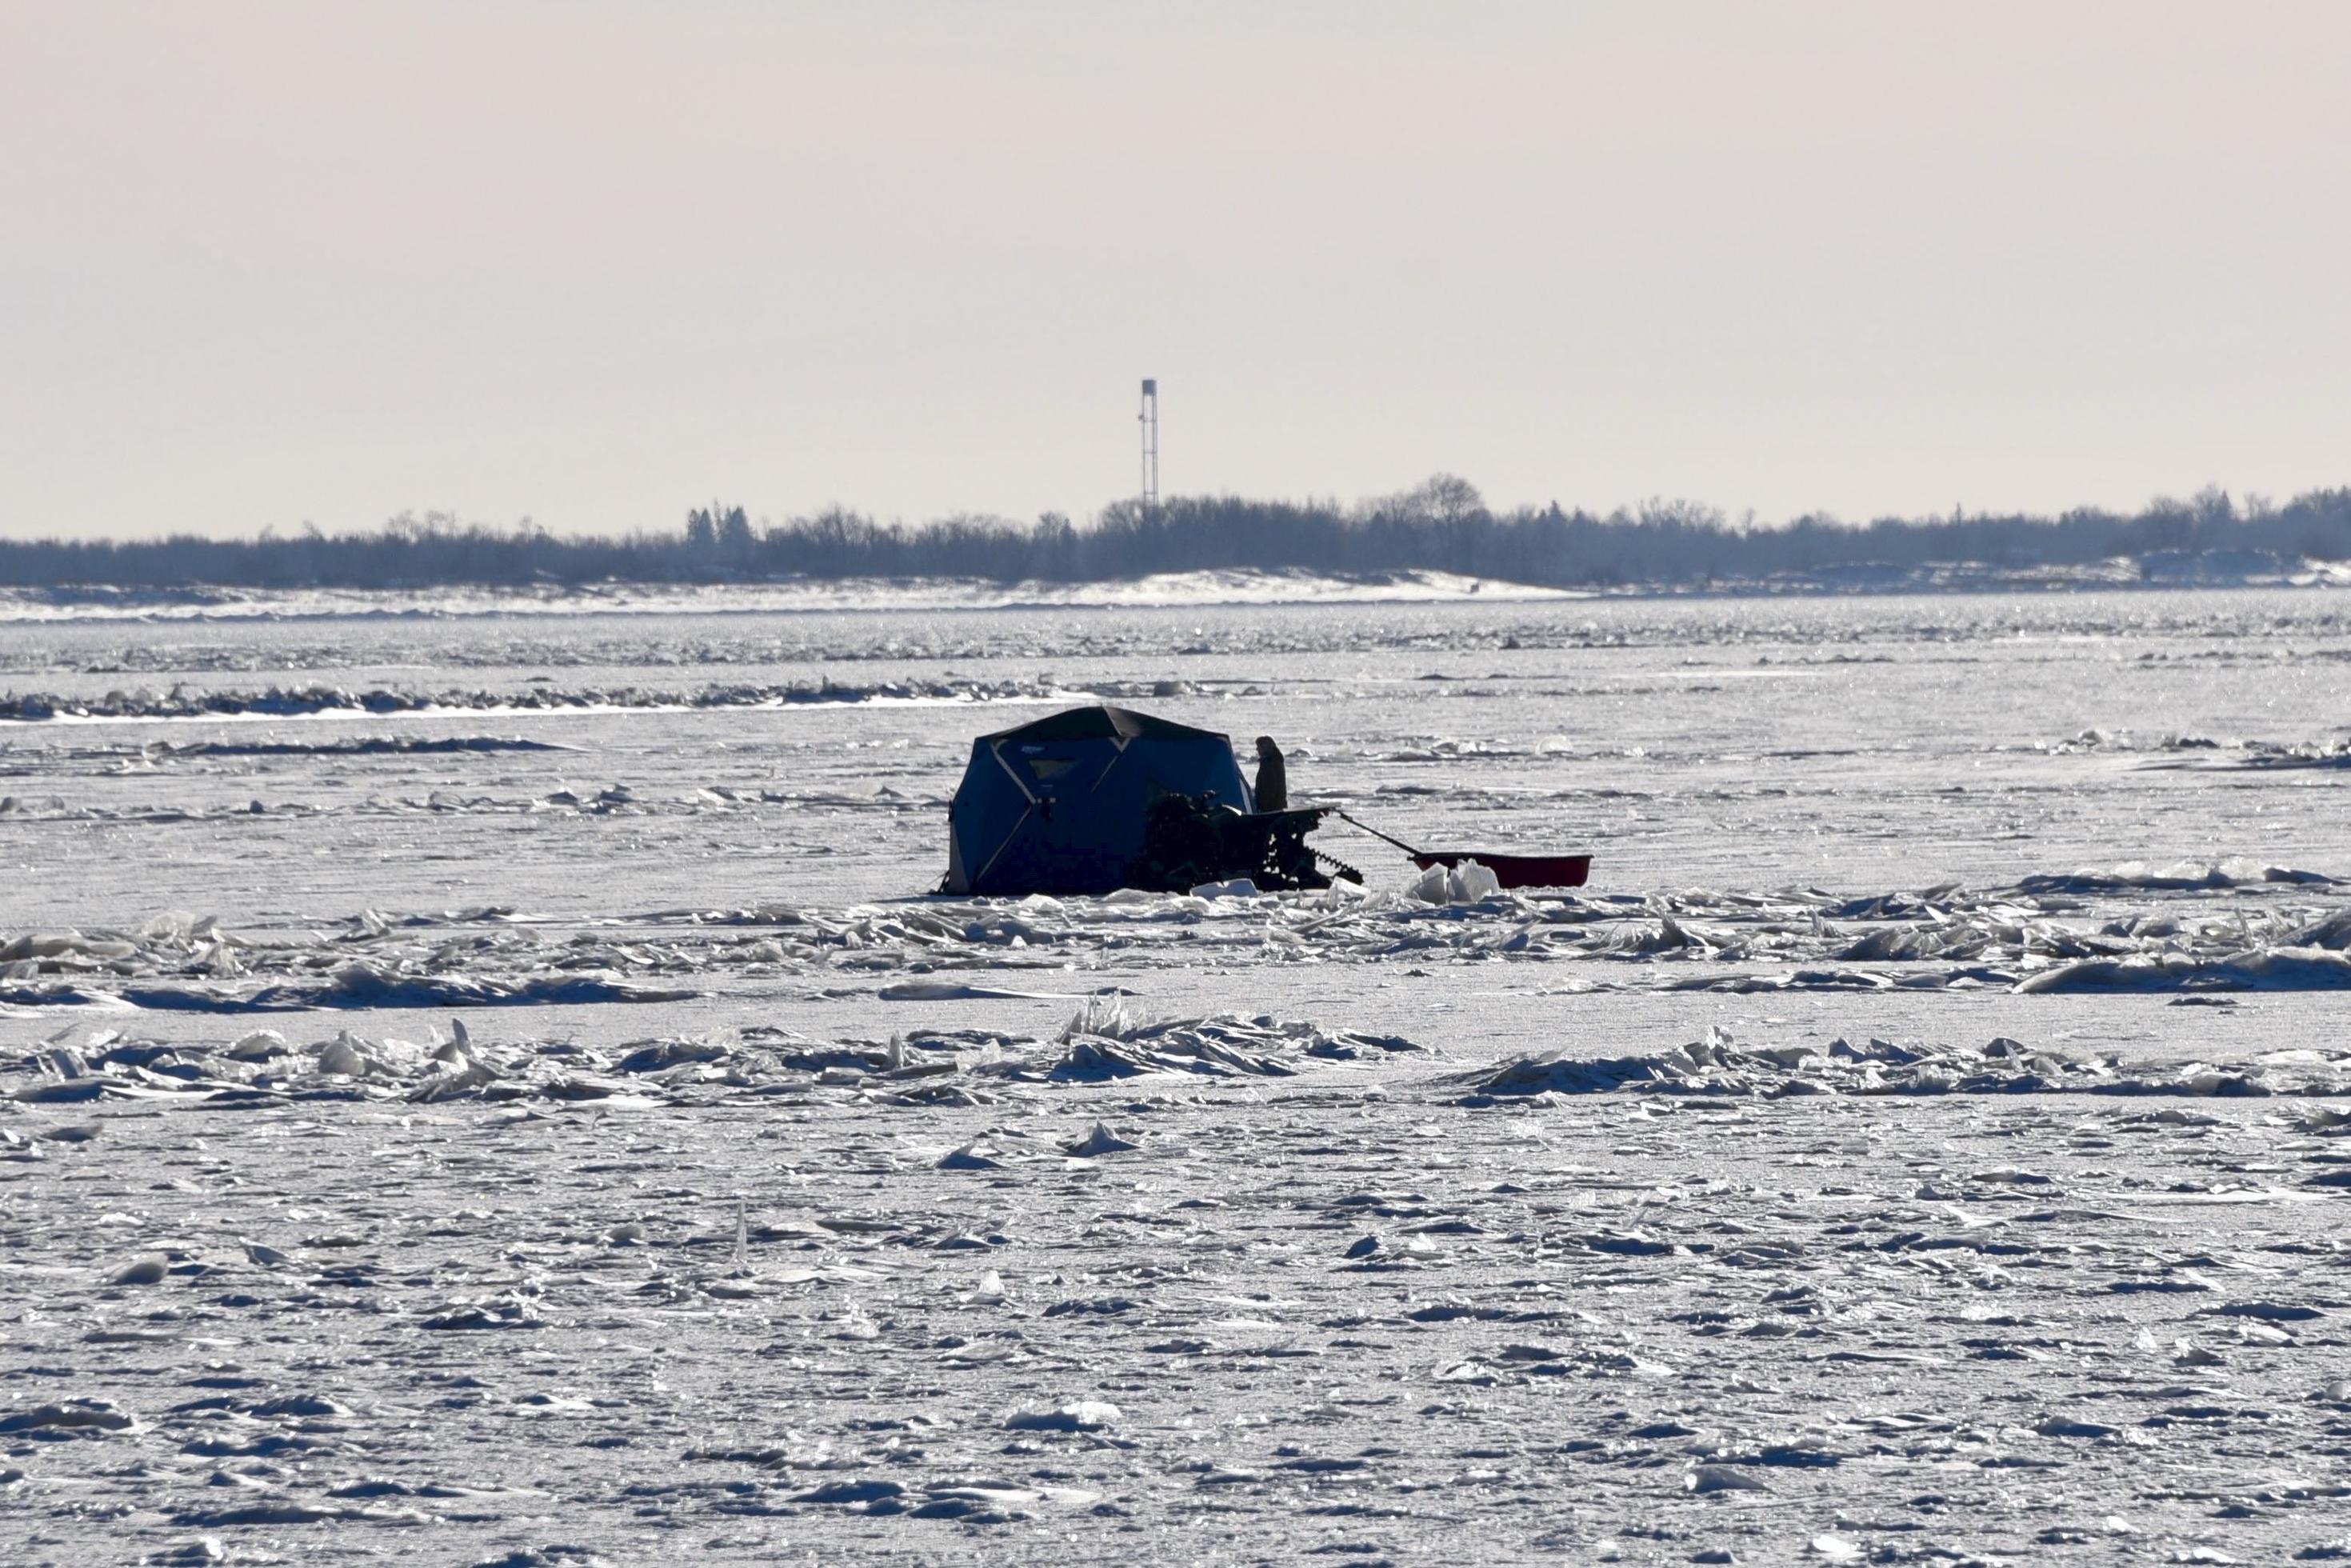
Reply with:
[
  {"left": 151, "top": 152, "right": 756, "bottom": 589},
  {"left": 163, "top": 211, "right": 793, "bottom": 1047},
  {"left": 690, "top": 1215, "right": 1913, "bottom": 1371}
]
[{"left": 7, "top": 474, "right": 2337, "bottom": 548}]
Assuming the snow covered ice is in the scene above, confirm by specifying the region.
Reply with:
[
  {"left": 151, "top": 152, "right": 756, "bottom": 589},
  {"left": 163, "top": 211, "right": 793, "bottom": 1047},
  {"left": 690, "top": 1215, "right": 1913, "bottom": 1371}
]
[{"left": 4, "top": 585, "right": 2351, "bottom": 1565}]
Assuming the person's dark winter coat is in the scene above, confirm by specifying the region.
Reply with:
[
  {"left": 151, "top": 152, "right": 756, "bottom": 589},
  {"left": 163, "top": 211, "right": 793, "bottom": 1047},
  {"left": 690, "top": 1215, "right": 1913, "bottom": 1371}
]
[{"left": 1253, "top": 735, "right": 1288, "bottom": 812}]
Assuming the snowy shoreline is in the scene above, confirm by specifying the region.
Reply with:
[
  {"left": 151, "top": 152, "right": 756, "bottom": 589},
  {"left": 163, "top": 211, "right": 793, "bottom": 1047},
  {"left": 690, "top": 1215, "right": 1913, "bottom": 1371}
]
[{"left": 3, "top": 555, "right": 2346, "bottom": 626}]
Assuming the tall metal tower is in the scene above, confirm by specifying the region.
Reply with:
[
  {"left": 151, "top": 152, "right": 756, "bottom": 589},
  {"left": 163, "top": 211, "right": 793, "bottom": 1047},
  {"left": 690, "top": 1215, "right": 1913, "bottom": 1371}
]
[{"left": 1138, "top": 378, "right": 1160, "bottom": 508}]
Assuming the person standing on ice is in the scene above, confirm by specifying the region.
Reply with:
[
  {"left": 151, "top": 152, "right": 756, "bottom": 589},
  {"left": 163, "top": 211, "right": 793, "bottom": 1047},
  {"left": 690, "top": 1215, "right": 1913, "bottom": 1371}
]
[{"left": 1253, "top": 735, "right": 1288, "bottom": 811}]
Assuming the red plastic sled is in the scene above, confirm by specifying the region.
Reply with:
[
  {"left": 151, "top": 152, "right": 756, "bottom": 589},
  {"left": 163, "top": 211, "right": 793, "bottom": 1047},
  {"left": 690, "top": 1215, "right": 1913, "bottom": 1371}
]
[{"left": 1410, "top": 851, "right": 1592, "bottom": 890}]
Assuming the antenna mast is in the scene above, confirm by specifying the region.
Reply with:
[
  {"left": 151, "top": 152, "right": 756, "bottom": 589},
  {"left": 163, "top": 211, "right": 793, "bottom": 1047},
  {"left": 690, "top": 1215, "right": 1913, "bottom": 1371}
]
[{"left": 1138, "top": 378, "right": 1159, "bottom": 508}]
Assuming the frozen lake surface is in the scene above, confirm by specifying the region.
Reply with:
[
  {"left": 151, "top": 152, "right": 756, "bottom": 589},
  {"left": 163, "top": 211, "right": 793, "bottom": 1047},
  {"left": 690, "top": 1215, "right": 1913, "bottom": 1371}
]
[{"left": 2, "top": 586, "right": 2348, "bottom": 1564}]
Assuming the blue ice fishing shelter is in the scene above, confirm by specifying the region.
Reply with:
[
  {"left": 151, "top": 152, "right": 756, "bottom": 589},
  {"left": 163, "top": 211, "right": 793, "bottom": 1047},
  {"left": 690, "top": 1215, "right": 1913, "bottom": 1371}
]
[{"left": 942, "top": 705, "right": 1255, "bottom": 895}]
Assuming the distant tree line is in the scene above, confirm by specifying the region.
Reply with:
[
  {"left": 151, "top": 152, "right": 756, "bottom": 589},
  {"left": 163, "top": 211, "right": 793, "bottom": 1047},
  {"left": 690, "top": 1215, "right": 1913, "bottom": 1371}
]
[{"left": 4, "top": 479, "right": 2349, "bottom": 592}]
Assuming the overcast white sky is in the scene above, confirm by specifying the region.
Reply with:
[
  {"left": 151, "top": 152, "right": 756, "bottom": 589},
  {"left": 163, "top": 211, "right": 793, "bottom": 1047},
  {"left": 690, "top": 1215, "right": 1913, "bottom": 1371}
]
[{"left": 3, "top": 1, "right": 2346, "bottom": 538}]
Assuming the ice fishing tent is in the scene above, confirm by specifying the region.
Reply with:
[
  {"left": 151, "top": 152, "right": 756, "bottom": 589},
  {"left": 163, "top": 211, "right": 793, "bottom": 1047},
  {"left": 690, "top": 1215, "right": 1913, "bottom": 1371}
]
[{"left": 942, "top": 705, "right": 1255, "bottom": 896}]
